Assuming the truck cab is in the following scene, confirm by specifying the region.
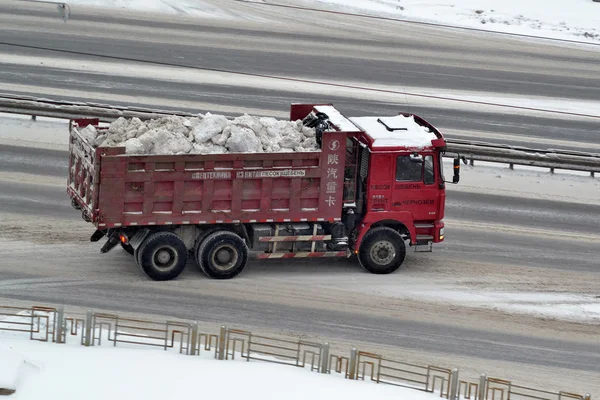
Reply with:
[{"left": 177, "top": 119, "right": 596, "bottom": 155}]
[{"left": 296, "top": 104, "right": 453, "bottom": 273}]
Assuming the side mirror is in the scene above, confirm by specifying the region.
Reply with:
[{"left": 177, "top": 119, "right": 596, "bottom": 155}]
[
  {"left": 452, "top": 157, "right": 460, "bottom": 184},
  {"left": 409, "top": 153, "right": 423, "bottom": 163}
]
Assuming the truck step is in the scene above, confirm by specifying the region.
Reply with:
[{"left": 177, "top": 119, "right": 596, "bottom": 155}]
[
  {"left": 259, "top": 235, "right": 332, "bottom": 243},
  {"left": 258, "top": 251, "right": 349, "bottom": 259},
  {"left": 414, "top": 237, "right": 433, "bottom": 253}
]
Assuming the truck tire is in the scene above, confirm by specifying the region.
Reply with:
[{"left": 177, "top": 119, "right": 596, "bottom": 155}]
[
  {"left": 358, "top": 227, "right": 406, "bottom": 274},
  {"left": 137, "top": 231, "right": 188, "bottom": 281},
  {"left": 197, "top": 231, "right": 248, "bottom": 279},
  {"left": 193, "top": 227, "right": 220, "bottom": 272},
  {"left": 121, "top": 242, "right": 134, "bottom": 255}
]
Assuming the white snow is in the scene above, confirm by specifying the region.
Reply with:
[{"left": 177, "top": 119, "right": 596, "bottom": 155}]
[
  {"left": 314, "top": 105, "right": 359, "bottom": 132},
  {"left": 371, "top": 288, "right": 600, "bottom": 325},
  {"left": 350, "top": 115, "right": 438, "bottom": 148},
  {"left": 0, "top": 351, "right": 25, "bottom": 393},
  {"left": 83, "top": 114, "right": 319, "bottom": 155},
  {"left": 305, "top": 0, "right": 600, "bottom": 44},
  {"left": 0, "top": 330, "right": 438, "bottom": 400}
]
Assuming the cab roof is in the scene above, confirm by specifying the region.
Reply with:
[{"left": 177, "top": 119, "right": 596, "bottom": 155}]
[{"left": 313, "top": 105, "right": 444, "bottom": 150}]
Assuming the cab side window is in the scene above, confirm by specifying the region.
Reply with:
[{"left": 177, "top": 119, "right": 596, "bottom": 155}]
[
  {"left": 395, "top": 156, "right": 422, "bottom": 182},
  {"left": 424, "top": 155, "right": 435, "bottom": 185}
]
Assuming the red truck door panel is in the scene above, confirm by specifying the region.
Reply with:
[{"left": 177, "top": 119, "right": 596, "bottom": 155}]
[
  {"left": 390, "top": 154, "right": 439, "bottom": 220},
  {"left": 367, "top": 154, "right": 392, "bottom": 211}
]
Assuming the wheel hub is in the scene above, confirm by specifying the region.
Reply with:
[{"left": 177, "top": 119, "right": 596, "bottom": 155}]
[
  {"left": 153, "top": 246, "right": 178, "bottom": 270},
  {"left": 370, "top": 240, "right": 395, "bottom": 266},
  {"left": 212, "top": 245, "right": 238, "bottom": 271},
  {"left": 216, "top": 248, "right": 232, "bottom": 264},
  {"left": 157, "top": 250, "right": 171, "bottom": 264}
]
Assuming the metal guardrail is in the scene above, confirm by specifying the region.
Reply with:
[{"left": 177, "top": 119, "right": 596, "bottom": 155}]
[
  {"left": 1, "top": 94, "right": 600, "bottom": 175},
  {"left": 446, "top": 140, "right": 600, "bottom": 175},
  {"left": 0, "top": 304, "right": 593, "bottom": 400},
  {"left": 0, "top": 94, "right": 197, "bottom": 122}
]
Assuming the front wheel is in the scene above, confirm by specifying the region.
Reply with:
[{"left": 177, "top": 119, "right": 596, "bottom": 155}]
[
  {"left": 358, "top": 227, "right": 406, "bottom": 274},
  {"left": 137, "top": 231, "right": 188, "bottom": 281}
]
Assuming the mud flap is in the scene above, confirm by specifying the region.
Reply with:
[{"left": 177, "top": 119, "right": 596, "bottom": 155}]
[
  {"left": 90, "top": 230, "right": 106, "bottom": 242},
  {"left": 100, "top": 230, "right": 121, "bottom": 253}
]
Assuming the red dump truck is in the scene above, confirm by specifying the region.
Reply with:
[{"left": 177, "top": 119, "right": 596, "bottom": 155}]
[{"left": 68, "top": 104, "right": 460, "bottom": 281}]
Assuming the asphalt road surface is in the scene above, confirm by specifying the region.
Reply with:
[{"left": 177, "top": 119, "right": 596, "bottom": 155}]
[{"left": 0, "top": 0, "right": 599, "bottom": 394}]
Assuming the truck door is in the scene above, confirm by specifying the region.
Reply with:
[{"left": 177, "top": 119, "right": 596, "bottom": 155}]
[
  {"left": 367, "top": 153, "right": 392, "bottom": 212},
  {"left": 390, "top": 153, "right": 439, "bottom": 220}
]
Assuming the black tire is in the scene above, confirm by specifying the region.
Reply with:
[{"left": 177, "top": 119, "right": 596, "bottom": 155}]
[
  {"left": 137, "top": 231, "right": 188, "bottom": 281},
  {"left": 358, "top": 227, "right": 406, "bottom": 274},
  {"left": 121, "top": 242, "right": 134, "bottom": 255},
  {"left": 197, "top": 231, "right": 248, "bottom": 279},
  {"left": 193, "top": 227, "right": 221, "bottom": 273}
]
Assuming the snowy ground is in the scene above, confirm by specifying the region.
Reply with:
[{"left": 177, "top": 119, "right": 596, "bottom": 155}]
[
  {"left": 64, "top": 0, "right": 600, "bottom": 44},
  {"left": 357, "top": 283, "right": 600, "bottom": 325},
  {"left": 0, "top": 327, "right": 436, "bottom": 399},
  {"left": 303, "top": 0, "right": 600, "bottom": 43}
]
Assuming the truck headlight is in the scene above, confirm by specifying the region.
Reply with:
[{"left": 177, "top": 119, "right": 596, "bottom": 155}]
[{"left": 439, "top": 227, "right": 444, "bottom": 240}]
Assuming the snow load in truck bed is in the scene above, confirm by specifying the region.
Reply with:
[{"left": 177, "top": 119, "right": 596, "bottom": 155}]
[{"left": 75, "top": 113, "right": 319, "bottom": 155}]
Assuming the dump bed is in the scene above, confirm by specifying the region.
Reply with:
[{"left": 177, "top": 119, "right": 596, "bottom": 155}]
[{"left": 67, "top": 117, "right": 348, "bottom": 229}]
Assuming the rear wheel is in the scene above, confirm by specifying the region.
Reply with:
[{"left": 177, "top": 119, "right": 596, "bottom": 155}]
[
  {"left": 358, "top": 227, "right": 406, "bottom": 274},
  {"left": 197, "top": 231, "right": 248, "bottom": 279},
  {"left": 193, "top": 227, "right": 220, "bottom": 273},
  {"left": 137, "top": 231, "right": 188, "bottom": 281}
]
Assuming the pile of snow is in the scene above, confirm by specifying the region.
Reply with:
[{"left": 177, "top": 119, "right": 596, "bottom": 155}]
[
  {"left": 0, "top": 351, "right": 24, "bottom": 394},
  {"left": 78, "top": 113, "right": 319, "bottom": 155},
  {"left": 0, "top": 334, "right": 439, "bottom": 400}
]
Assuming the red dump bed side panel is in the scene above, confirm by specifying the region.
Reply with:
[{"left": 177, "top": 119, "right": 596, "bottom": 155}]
[{"left": 67, "top": 125, "right": 348, "bottom": 229}]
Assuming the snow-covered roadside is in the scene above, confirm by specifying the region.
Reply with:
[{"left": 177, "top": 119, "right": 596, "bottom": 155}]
[
  {"left": 304, "top": 0, "right": 600, "bottom": 44},
  {"left": 361, "top": 285, "right": 600, "bottom": 325},
  {"left": 63, "top": 0, "right": 600, "bottom": 45},
  {"left": 0, "top": 328, "right": 436, "bottom": 400},
  {"left": 442, "top": 159, "right": 600, "bottom": 207}
]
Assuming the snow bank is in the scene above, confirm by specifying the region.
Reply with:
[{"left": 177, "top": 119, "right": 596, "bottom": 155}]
[
  {"left": 0, "top": 335, "right": 439, "bottom": 400},
  {"left": 83, "top": 113, "right": 319, "bottom": 155},
  {"left": 0, "top": 351, "right": 24, "bottom": 393}
]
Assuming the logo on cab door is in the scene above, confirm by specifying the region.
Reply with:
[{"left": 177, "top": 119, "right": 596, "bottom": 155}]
[
  {"left": 370, "top": 184, "right": 390, "bottom": 190},
  {"left": 395, "top": 183, "right": 421, "bottom": 190},
  {"left": 401, "top": 199, "right": 436, "bottom": 206}
]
